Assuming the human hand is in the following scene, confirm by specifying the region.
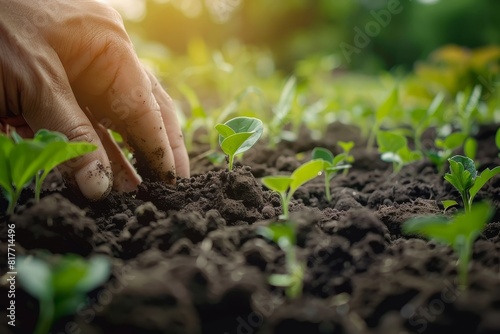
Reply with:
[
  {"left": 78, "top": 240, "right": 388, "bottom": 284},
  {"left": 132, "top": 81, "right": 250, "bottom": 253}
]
[{"left": 0, "top": 0, "right": 189, "bottom": 200}]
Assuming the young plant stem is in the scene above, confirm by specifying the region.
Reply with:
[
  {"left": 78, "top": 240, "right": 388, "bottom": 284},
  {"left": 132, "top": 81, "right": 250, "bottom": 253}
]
[
  {"left": 35, "top": 173, "right": 42, "bottom": 202},
  {"left": 280, "top": 193, "right": 289, "bottom": 220},
  {"left": 34, "top": 299, "right": 54, "bottom": 334},
  {"left": 228, "top": 155, "right": 235, "bottom": 170},
  {"left": 7, "top": 190, "right": 21, "bottom": 215},
  {"left": 460, "top": 191, "right": 471, "bottom": 213},
  {"left": 324, "top": 173, "right": 332, "bottom": 202},
  {"left": 457, "top": 238, "right": 472, "bottom": 290}
]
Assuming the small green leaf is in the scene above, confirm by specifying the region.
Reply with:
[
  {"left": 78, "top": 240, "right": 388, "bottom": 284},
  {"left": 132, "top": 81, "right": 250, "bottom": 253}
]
[
  {"left": 269, "top": 274, "right": 294, "bottom": 287},
  {"left": 469, "top": 166, "right": 500, "bottom": 201},
  {"left": 9, "top": 141, "right": 45, "bottom": 189},
  {"left": 444, "top": 159, "right": 475, "bottom": 194},
  {"left": 446, "top": 132, "right": 467, "bottom": 150},
  {"left": 449, "top": 155, "right": 477, "bottom": 181},
  {"left": 215, "top": 123, "right": 236, "bottom": 139},
  {"left": 258, "top": 222, "right": 296, "bottom": 248},
  {"left": 17, "top": 256, "right": 53, "bottom": 301},
  {"left": 272, "top": 76, "right": 297, "bottom": 128},
  {"left": 289, "top": 159, "right": 323, "bottom": 195},
  {"left": 33, "top": 129, "right": 68, "bottom": 143},
  {"left": 75, "top": 256, "right": 111, "bottom": 292},
  {"left": 220, "top": 117, "right": 264, "bottom": 155},
  {"left": 261, "top": 176, "right": 293, "bottom": 194},
  {"left": 442, "top": 200, "right": 458, "bottom": 211},
  {"left": 375, "top": 88, "right": 399, "bottom": 123},
  {"left": 312, "top": 147, "right": 334, "bottom": 164},
  {"left": 220, "top": 132, "right": 254, "bottom": 156},
  {"left": 338, "top": 141, "right": 354, "bottom": 153},
  {"left": 376, "top": 131, "right": 407, "bottom": 153},
  {"left": 464, "top": 137, "right": 477, "bottom": 160},
  {"left": 0, "top": 135, "right": 14, "bottom": 195}
]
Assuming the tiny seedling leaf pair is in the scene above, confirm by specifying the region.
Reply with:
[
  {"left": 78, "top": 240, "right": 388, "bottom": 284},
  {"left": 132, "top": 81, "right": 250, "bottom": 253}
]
[
  {"left": 215, "top": 117, "right": 263, "bottom": 170},
  {"left": 403, "top": 202, "right": 493, "bottom": 288},
  {"left": 0, "top": 130, "right": 97, "bottom": 214},
  {"left": 261, "top": 159, "right": 323, "bottom": 219},
  {"left": 18, "top": 254, "right": 111, "bottom": 334},
  {"left": 444, "top": 155, "right": 500, "bottom": 212},
  {"left": 377, "top": 131, "right": 421, "bottom": 173},
  {"left": 312, "top": 147, "right": 351, "bottom": 202}
]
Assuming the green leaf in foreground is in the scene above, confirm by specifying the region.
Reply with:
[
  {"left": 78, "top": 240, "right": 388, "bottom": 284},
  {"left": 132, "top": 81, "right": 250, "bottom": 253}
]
[
  {"left": 261, "top": 159, "right": 323, "bottom": 219},
  {"left": 258, "top": 222, "right": 303, "bottom": 299},
  {"left": 18, "top": 254, "right": 111, "bottom": 334},
  {"left": 403, "top": 202, "right": 493, "bottom": 289},
  {"left": 215, "top": 116, "right": 263, "bottom": 170}
]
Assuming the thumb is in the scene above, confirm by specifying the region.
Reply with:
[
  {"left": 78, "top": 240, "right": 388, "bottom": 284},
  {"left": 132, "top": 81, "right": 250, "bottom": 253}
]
[{"left": 23, "top": 90, "right": 113, "bottom": 201}]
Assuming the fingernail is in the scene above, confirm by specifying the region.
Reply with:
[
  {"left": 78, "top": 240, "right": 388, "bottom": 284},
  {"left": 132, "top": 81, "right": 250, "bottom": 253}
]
[{"left": 75, "top": 160, "right": 111, "bottom": 200}]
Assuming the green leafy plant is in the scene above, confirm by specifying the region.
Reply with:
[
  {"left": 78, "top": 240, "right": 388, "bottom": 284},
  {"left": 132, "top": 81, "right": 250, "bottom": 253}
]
[
  {"left": 367, "top": 87, "right": 399, "bottom": 150},
  {"left": 403, "top": 202, "right": 493, "bottom": 289},
  {"left": 427, "top": 132, "right": 467, "bottom": 174},
  {"left": 0, "top": 130, "right": 96, "bottom": 214},
  {"left": 261, "top": 159, "right": 323, "bottom": 219},
  {"left": 463, "top": 137, "right": 478, "bottom": 161},
  {"left": 258, "top": 222, "right": 304, "bottom": 299},
  {"left": 409, "top": 92, "right": 444, "bottom": 152},
  {"left": 455, "top": 85, "right": 482, "bottom": 137},
  {"left": 267, "top": 76, "right": 297, "bottom": 147},
  {"left": 376, "top": 131, "right": 422, "bottom": 174},
  {"left": 338, "top": 141, "right": 355, "bottom": 175},
  {"left": 311, "top": 147, "right": 351, "bottom": 202},
  {"left": 444, "top": 155, "right": 500, "bottom": 212},
  {"left": 17, "top": 254, "right": 111, "bottom": 334},
  {"left": 215, "top": 117, "right": 263, "bottom": 170}
]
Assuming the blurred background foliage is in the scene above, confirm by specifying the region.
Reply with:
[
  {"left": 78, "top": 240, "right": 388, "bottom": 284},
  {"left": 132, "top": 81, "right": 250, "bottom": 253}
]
[
  {"left": 106, "top": 0, "right": 500, "bottom": 149},
  {"left": 112, "top": 0, "right": 499, "bottom": 71}
]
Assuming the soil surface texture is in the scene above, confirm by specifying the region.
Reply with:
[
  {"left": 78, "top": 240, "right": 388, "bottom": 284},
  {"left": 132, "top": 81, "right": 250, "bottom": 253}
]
[{"left": 1, "top": 122, "right": 499, "bottom": 334}]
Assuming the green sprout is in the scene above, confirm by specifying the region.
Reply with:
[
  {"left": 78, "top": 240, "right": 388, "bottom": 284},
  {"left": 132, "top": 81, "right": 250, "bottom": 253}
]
[
  {"left": 258, "top": 222, "right": 303, "bottom": 299},
  {"left": 403, "top": 202, "right": 493, "bottom": 289},
  {"left": 0, "top": 130, "right": 96, "bottom": 214},
  {"left": 338, "top": 141, "right": 355, "bottom": 175},
  {"left": 17, "top": 254, "right": 111, "bottom": 334},
  {"left": 311, "top": 147, "right": 351, "bottom": 202},
  {"left": 261, "top": 159, "right": 323, "bottom": 219},
  {"left": 427, "top": 132, "right": 466, "bottom": 174},
  {"left": 376, "top": 131, "right": 422, "bottom": 174},
  {"left": 463, "top": 137, "right": 478, "bottom": 162},
  {"left": 367, "top": 87, "right": 399, "bottom": 150},
  {"left": 215, "top": 116, "right": 263, "bottom": 170},
  {"left": 444, "top": 155, "right": 500, "bottom": 212}
]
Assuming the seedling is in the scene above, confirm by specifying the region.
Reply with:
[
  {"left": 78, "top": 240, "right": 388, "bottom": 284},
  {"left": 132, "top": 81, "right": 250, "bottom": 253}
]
[
  {"left": 410, "top": 92, "right": 444, "bottom": 152},
  {"left": 267, "top": 76, "right": 297, "bottom": 147},
  {"left": 312, "top": 147, "right": 351, "bottom": 202},
  {"left": 403, "top": 202, "right": 493, "bottom": 289},
  {"left": 258, "top": 222, "right": 304, "bottom": 299},
  {"left": 261, "top": 159, "right": 323, "bottom": 219},
  {"left": 0, "top": 130, "right": 96, "bottom": 214},
  {"left": 338, "top": 141, "right": 355, "bottom": 175},
  {"left": 215, "top": 117, "right": 263, "bottom": 170},
  {"left": 427, "top": 132, "right": 466, "bottom": 174},
  {"left": 367, "top": 87, "right": 399, "bottom": 150},
  {"left": 17, "top": 254, "right": 111, "bottom": 334},
  {"left": 376, "top": 131, "right": 421, "bottom": 174},
  {"left": 463, "top": 137, "right": 478, "bottom": 161},
  {"left": 444, "top": 155, "right": 500, "bottom": 212}
]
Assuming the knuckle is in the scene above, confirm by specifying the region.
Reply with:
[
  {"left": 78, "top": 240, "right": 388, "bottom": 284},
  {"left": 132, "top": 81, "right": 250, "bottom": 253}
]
[{"left": 64, "top": 123, "right": 97, "bottom": 145}]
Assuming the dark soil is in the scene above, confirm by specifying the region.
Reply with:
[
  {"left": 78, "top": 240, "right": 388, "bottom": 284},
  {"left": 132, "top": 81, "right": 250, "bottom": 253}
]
[{"left": 1, "top": 122, "right": 499, "bottom": 334}]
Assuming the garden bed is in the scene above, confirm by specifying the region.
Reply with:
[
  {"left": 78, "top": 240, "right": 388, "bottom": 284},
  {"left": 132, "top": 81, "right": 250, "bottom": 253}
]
[{"left": 1, "top": 122, "right": 499, "bottom": 334}]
